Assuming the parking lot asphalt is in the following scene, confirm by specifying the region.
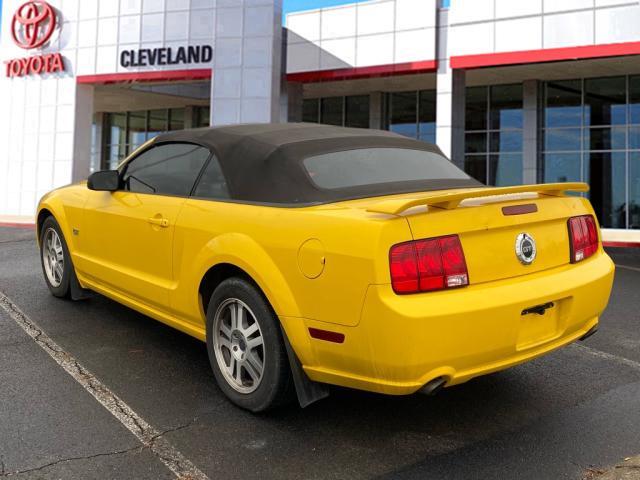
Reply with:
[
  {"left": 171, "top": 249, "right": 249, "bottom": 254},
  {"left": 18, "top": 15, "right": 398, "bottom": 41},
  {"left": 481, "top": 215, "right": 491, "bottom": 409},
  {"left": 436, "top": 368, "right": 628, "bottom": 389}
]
[{"left": 0, "top": 226, "right": 639, "bottom": 480}]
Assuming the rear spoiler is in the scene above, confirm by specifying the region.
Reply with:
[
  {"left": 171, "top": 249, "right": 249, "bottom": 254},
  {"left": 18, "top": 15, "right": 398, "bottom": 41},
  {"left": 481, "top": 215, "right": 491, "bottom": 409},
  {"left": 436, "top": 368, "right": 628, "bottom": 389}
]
[{"left": 366, "top": 182, "right": 589, "bottom": 215}]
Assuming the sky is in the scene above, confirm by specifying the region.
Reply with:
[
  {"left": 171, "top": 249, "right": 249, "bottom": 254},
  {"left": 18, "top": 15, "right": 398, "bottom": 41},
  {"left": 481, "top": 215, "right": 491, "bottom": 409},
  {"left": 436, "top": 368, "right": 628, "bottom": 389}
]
[{"left": 283, "top": 0, "right": 369, "bottom": 15}]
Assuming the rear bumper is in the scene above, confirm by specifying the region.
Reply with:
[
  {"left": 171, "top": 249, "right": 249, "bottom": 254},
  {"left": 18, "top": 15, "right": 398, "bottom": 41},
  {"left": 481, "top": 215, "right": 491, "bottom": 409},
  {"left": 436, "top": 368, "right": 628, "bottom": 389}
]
[{"left": 298, "top": 251, "right": 615, "bottom": 395}]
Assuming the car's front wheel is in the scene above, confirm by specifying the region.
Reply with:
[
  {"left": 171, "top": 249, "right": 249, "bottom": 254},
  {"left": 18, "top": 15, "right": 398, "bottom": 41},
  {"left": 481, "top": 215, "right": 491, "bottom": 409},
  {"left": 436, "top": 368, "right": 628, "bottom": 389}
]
[
  {"left": 40, "top": 216, "right": 73, "bottom": 298},
  {"left": 206, "top": 277, "right": 292, "bottom": 412}
]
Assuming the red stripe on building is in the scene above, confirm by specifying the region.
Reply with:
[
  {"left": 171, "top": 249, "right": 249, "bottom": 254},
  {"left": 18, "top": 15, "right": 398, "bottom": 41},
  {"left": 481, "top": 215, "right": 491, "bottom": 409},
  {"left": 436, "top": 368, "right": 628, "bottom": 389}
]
[
  {"left": 603, "top": 241, "right": 640, "bottom": 248},
  {"left": 450, "top": 41, "right": 640, "bottom": 69},
  {"left": 0, "top": 222, "right": 36, "bottom": 229},
  {"left": 77, "top": 69, "right": 212, "bottom": 85},
  {"left": 286, "top": 60, "right": 437, "bottom": 83}
]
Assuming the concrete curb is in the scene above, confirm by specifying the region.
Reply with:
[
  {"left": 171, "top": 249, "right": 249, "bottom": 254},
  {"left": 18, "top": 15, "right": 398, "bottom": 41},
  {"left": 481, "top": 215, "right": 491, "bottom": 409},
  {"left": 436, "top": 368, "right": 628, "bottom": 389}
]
[{"left": 591, "top": 455, "right": 640, "bottom": 480}]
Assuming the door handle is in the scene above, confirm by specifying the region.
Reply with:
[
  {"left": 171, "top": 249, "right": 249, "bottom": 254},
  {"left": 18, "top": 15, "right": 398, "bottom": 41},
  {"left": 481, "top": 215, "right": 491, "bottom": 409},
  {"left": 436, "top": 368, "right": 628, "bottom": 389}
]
[{"left": 147, "top": 217, "right": 169, "bottom": 228}]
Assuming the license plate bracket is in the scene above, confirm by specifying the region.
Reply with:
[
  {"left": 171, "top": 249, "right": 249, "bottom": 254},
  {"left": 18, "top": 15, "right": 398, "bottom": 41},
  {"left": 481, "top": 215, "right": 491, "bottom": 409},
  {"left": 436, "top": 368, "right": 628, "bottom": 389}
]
[{"left": 517, "top": 300, "right": 562, "bottom": 350}]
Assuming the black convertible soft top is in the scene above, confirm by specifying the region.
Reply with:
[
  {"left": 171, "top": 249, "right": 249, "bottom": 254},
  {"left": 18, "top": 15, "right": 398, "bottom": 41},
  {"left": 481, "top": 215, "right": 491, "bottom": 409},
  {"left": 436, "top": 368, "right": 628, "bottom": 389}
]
[{"left": 152, "top": 123, "right": 481, "bottom": 205}]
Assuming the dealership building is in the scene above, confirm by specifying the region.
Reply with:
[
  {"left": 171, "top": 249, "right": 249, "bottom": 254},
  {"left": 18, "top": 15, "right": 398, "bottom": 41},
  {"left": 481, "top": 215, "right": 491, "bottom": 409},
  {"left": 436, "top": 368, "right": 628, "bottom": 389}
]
[{"left": 1, "top": 0, "right": 639, "bottom": 241}]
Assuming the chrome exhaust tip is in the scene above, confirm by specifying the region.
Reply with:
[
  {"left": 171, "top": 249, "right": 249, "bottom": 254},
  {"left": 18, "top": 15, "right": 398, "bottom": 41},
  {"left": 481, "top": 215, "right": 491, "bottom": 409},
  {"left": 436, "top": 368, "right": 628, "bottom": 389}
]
[{"left": 419, "top": 376, "right": 447, "bottom": 396}]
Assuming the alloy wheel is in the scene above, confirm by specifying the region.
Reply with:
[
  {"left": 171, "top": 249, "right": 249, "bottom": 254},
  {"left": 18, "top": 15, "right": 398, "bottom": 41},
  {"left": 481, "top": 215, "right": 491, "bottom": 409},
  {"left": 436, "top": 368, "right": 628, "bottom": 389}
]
[
  {"left": 213, "top": 298, "right": 265, "bottom": 394},
  {"left": 42, "top": 228, "right": 64, "bottom": 288}
]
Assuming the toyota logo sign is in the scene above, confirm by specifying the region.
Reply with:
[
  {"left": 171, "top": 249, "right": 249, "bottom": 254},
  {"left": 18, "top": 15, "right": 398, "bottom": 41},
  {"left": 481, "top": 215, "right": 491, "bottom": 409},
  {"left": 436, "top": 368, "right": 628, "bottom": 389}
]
[
  {"left": 4, "top": 0, "right": 65, "bottom": 78},
  {"left": 11, "top": 1, "right": 57, "bottom": 50}
]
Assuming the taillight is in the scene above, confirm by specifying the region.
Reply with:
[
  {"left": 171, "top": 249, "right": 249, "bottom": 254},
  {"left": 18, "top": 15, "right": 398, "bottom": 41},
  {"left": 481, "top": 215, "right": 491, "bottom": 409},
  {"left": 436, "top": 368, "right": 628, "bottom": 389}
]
[
  {"left": 390, "top": 235, "right": 469, "bottom": 294},
  {"left": 568, "top": 215, "right": 599, "bottom": 263}
]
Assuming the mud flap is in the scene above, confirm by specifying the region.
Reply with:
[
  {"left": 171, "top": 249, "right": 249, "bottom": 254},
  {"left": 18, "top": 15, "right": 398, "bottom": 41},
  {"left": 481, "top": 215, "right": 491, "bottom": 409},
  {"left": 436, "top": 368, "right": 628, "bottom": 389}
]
[
  {"left": 281, "top": 326, "right": 330, "bottom": 408},
  {"left": 69, "top": 263, "right": 92, "bottom": 301}
]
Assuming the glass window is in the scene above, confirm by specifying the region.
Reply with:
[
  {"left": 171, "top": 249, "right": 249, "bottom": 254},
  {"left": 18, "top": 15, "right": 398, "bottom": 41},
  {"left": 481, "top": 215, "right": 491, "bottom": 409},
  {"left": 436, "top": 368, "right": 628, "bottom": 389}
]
[
  {"left": 384, "top": 90, "right": 437, "bottom": 143},
  {"left": 490, "top": 84, "right": 523, "bottom": 130},
  {"left": 543, "top": 153, "right": 582, "bottom": 184},
  {"left": 630, "top": 153, "right": 640, "bottom": 229},
  {"left": 465, "top": 86, "right": 487, "bottom": 131},
  {"left": 542, "top": 76, "right": 640, "bottom": 229},
  {"left": 106, "top": 143, "right": 127, "bottom": 170},
  {"left": 464, "top": 84, "right": 522, "bottom": 185},
  {"left": 345, "top": 95, "right": 369, "bottom": 128},
  {"left": 464, "top": 156, "right": 487, "bottom": 184},
  {"left": 108, "top": 112, "right": 127, "bottom": 147},
  {"left": 584, "top": 127, "right": 626, "bottom": 151},
  {"left": 305, "top": 95, "right": 370, "bottom": 128},
  {"left": 90, "top": 115, "right": 101, "bottom": 172},
  {"left": 389, "top": 92, "right": 418, "bottom": 138},
  {"left": 489, "top": 131, "right": 522, "bottom": 153},
  {"left": 193, "top": 156, "right": 230, "bottom": 200},
  {"left": 630, "top": 126, "right": 640, "bottom": 150},
  {"left": 629, "top": 76, "right": 640, "bottom": 125},
  {"left": 303, "top": 148, "right": 470, "bottom": 189},
  {"left": 465, "top": 132, "right": 486, "bottom": 154},
  {"left": 584, "top": 77, "right": 626, "bottom": 126},
  {"left": 545, "top": 80, "right": 582, "bottom": 128},
  {"left": 148, "top": 109, "right": 168, "bottom": 140},
  {"left": 128, "top": 111, "right": 147, "bottom": 151},
  {"left": 302, "top": 99, "right": 319, "bottom": 123},
  {"left": 418, "top": 90, "right": 436, "bottom": 143},
  {"left": 196, "top": 107, "right": 210, "bottom": 128},
  {"left": 122, "top": 143, "right": 210, "bottom": 196},
  {"left": 588, "top": 152, "right": 626, "bottom": 228},
  {"left": 320, "top": 97, "right": 343, "bottom": 126},
  {"left": 544, "top": 128, "right": 581, "bottom": 152},
  {"left": 489, "top": 153, "right": 522, "bottom": 186},
  {"left": 169, "top": 108, "right": 185, "bottom": 131}
]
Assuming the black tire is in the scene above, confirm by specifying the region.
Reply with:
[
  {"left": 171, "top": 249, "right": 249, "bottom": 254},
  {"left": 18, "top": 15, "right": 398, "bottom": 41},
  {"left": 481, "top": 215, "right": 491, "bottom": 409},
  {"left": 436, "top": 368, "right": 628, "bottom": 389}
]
[
  {"left": 206, "top": 277, "right": 293, "bottom": 412},
  {"left": 39, "top": 216, "right": 74, "bottom": 298}
]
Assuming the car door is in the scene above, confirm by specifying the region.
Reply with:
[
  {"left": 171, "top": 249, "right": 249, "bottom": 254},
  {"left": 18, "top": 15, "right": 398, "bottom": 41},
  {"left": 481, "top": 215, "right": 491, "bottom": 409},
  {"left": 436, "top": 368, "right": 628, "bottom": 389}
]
[
  {"left": 170, "top": 153, "right": 232, "bottom": 326},
  {"left": 79, "top": 142, "right": 211, "bottom": 310}
]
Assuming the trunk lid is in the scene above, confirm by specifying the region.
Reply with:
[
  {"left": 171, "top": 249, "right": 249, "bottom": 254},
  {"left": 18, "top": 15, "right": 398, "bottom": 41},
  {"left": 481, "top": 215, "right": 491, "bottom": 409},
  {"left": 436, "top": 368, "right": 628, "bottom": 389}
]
[{"left": 366, "top": 183, "right": 592, "bottom": 285}]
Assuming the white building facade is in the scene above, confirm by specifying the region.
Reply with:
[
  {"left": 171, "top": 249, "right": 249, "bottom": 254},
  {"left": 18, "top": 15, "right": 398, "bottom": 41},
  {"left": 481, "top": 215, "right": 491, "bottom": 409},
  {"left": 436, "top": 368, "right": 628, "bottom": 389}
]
[{"left": 1, "top": 0, "right": 639, "bottom": 240}]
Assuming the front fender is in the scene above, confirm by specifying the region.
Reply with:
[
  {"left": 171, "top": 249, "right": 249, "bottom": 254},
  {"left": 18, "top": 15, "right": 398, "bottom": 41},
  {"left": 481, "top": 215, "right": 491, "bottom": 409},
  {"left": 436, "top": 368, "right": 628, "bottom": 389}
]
[
  {"left": 194, "top": 232, "right": 302, "bottom": 319},
  {"left": 37, "top": 196, "right": 74, "bottom": 250}
]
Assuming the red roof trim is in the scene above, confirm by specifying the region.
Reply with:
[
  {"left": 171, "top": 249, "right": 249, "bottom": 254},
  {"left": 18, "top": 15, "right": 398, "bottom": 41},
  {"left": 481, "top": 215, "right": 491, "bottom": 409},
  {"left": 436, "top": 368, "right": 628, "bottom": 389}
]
[
  {"left": 450, "top": 41, "right": 640, "bottom": 70},
  {"left": 76, "top": 69, "right": 212, "bottom": 85},
  {"left": 0, "top": 222, "right": 35, "bottom": 229},
  {"left": 286, "top": 60, "right": 437, "bottom": 83},
  {"left": 603, "top": 241, "right": 640, "bottom": 248}
]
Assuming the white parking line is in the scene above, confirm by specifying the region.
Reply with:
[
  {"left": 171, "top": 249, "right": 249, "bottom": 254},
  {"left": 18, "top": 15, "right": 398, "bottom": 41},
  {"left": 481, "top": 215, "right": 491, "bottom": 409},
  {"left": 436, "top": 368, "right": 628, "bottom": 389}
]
[
  {"left": 0, "top": 291, "right": 209, "bottom": 480},
  {"left": 573, "top": 343, "right": 640, "bottom": 371},
  {"left": 616, "top": 264, "right": 640, "bottom": 274}
]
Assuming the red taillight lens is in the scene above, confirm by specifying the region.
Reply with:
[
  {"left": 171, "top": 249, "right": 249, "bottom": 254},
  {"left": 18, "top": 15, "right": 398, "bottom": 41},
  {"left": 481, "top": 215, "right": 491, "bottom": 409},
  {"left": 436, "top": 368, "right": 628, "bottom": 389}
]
[
  {"left": 390, "top": 235, "right": 468, "bottom": 294},
  {"left": 389, "top": 242, "right": 419, "bottom": 293},
  {"left": 568, "top": 215, "right": 599, "bottom": 263}
]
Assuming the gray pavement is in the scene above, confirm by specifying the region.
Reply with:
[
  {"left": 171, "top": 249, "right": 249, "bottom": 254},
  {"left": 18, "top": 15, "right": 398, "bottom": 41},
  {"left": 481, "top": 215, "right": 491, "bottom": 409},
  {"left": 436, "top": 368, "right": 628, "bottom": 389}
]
[{"left": 0, "top": 226, "right": 639, "bottom": 480}]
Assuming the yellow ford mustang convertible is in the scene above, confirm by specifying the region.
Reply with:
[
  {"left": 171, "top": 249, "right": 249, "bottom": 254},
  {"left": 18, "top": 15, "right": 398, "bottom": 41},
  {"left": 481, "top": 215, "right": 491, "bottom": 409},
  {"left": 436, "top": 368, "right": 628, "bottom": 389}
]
[{"left": 37, "top": 123, "right": 615, "bottom": 411}]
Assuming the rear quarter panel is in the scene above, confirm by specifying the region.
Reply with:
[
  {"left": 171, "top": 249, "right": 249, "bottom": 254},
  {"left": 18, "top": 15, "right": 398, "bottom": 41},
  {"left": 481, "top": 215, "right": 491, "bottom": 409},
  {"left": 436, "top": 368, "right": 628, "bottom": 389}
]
[{"left": 170, "top": 199, "right": 412, "bottom": 329}]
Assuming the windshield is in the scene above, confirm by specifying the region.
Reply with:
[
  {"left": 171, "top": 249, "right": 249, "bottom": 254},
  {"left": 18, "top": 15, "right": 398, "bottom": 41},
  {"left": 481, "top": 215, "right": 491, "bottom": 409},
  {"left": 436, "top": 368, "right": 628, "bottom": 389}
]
[{"left": 303, "top": 148, "right": 471, "bottom": 190}]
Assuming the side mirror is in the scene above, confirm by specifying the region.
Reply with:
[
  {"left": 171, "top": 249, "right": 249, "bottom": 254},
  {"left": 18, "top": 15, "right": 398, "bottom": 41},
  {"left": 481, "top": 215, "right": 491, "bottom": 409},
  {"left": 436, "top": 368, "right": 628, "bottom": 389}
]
[{"left": 87, "top": 170, "right": 120, "bottom": 191}]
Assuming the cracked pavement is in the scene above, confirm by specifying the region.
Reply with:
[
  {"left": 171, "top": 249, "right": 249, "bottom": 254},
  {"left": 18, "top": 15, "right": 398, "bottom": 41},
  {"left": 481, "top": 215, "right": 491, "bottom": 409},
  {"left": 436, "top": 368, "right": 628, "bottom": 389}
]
[{"left": 1, "top": 226, "right": 640, "bottom": 479}]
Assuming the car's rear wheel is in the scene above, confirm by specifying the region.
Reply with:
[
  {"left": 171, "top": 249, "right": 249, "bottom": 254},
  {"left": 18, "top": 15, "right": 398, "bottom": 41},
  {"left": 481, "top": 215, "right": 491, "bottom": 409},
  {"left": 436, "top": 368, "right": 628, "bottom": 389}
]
[
  {"left": 40, "top": 216, "right": 72, "bottom": 298},
  {"left": 206, "top": 277, "right": 292, "bottom": 412}
]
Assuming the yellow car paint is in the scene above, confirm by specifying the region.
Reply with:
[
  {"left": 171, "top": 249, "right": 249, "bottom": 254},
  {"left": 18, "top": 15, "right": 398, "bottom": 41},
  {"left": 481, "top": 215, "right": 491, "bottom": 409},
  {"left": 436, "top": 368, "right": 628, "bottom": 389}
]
[{"left": 37, "top": 181, "right": 615, "bottom": 396}]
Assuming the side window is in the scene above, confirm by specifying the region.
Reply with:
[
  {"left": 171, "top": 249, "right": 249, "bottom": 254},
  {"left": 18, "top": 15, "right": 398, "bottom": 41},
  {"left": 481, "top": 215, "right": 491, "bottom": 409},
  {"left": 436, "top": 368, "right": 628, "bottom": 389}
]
[
  {"left": 122, "top": 143, "right": 210, "bottom": 196},
  {"left": 193, "top": 156, "right": 230, "bottom": 199}
]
